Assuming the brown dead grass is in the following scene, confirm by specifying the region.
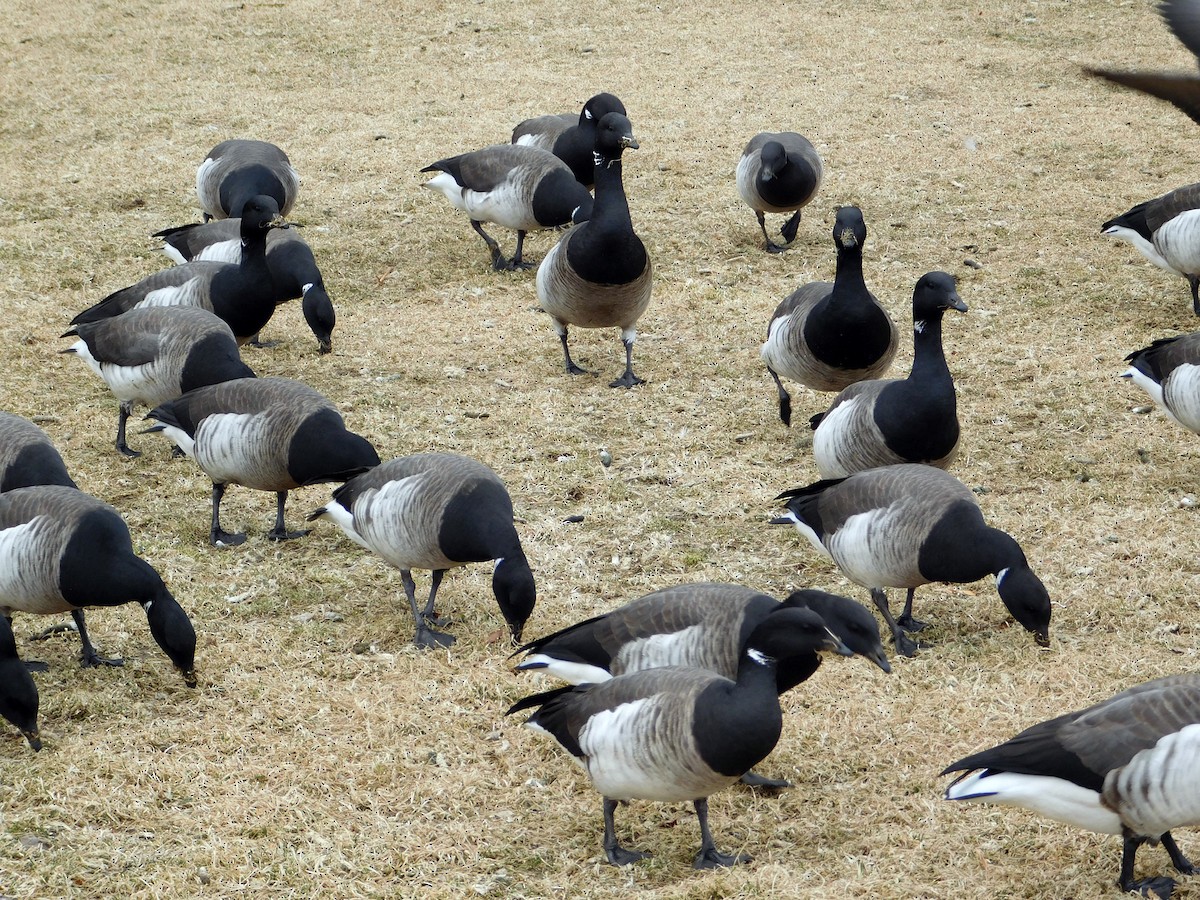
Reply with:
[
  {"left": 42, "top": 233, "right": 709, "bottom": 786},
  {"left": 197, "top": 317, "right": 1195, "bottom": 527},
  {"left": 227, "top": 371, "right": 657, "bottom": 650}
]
[{"left": 3, "top": 0, "right": 1200, "bottom": 896}]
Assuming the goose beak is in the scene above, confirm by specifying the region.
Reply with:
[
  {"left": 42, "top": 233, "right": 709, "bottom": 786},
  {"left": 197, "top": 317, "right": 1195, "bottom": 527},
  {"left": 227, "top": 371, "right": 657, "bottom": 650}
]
[
  {"left": 838, "top": 227, "right": 858, "bottom": 249},
  {"left": 620, "top": 134, "right": 639, "bottom": 151},
  {"left": 947, "top": 295, "right": 968, "bottom": 313},
  {"left": 180, "top": 668, "right": 198, "bottom": 688},
  {"left": 822, "top": 632, "right": 855, "bottom": 657},
  {"left": 1034, "top": 630, "right": 1050, "bottom": 648},
  {"left": 266, "top": 213, "right": 287, "bottom": 230},
  {"left": 867, "top": 649, "right": 893, "bottom": 674},
  {"left": 768, "top": 514, "right": 794, "bottom": 525},
  {"left": 23, "top": 729, "right": 41, "bottom": 752}
]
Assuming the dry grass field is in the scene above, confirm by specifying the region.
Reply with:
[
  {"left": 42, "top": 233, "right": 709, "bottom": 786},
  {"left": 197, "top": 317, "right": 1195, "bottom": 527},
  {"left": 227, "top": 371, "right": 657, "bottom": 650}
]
[{"left": 4, "top": 0, "right": 1200, "bottom": 896}]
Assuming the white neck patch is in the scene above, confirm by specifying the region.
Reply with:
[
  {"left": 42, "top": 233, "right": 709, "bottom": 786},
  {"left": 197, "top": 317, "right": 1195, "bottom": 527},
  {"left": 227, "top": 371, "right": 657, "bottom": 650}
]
[
  {"left": 747, "top": 648, "right": 773, "bottom": 667},
  {"left": 914, "top": 320, "right": 927, "bottom": 334},
  {"left": 995, "top": 567, "right": 1010, "bottom": 587}
]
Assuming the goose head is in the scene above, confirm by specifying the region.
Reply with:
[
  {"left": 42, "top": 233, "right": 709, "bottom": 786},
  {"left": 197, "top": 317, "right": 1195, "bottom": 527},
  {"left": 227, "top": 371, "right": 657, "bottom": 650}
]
[{"left": 833, "top": 205, "right": 866, "bottom": 251}]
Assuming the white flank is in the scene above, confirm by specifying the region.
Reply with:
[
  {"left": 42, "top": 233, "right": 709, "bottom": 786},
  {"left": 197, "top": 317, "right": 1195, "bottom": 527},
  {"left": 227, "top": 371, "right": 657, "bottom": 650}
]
[
  {"left": 464, "top": 176, "right": 531, "bottom": 231},
  {"left": 759, "top": 314, "right": 790, "bottom": 371},
  {"left": 946, "top": 770, "right": 1122, "bottom": 835},
  {"left": 516, "top": 654, "right": 612, "bottom": 685},
  {"left": 579, "top": 695, "right": 710, "bottom": 802},
  {"left": 193, "top": 239, "right": 242, "bottom": 264},
  {"left": 193, "top": 412, "right": 279, "bottom": 488},
  {"left": 812, "top": 396, "right": 862, "bottom": 479},
  {"left": 1154, "top": 209, "right": 1200, "bottom": 275},
  {"left": 139, "top": 276, "right": 208, "bottom": 310},
  {"left": 611, "top": 626, "right": 708, "bottom": 675},
  {"left": 355, "top": 474, "right": 456, "bottom": 570},
  {"left": 1107, "top": 722, "right": 1200, "bottom": 837},
  {"left": 1162, "top": 364, "right": 1200, "bottom": 432},
  {"left": 422, "top": 172, "right": 469, "bottom": 213},
  {"left": 826, "top": 506, "right": 918, "bottom": 588},
  {"left": 0, "top": 517, "right": 69, "bottom": 615}
]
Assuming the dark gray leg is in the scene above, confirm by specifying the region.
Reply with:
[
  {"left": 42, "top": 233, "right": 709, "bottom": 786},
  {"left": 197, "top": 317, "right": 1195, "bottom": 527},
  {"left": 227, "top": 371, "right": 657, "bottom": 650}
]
[
  {"left": 506, "top": 230, "right": 534, "bottom": 270},
  {"left": 602, "top": 798, "right": 650, "bottom": 866},
  {"left": 757, "top": 211, "right": 787, "bottom": 254},
  {"left": 1120, "top": 833, "right": 1178, "bottom": 898},
  {"left": 1163, "top": 832, "right": 1196, "bottom": 875},
  {"left": 115, "top": 400, "right": 139, "bottom": 457},
  {"left": 608, "top": 338, "right": 644, "bottom": 388},
  {"left": 871, "top": 588, "right": 919, "bottom": 657},
  {"left": 210, "top": 483, "right": 246, "bottom": 547},
  {"left": 559, "top": 328, "right": 587, "bottom": 376},
  {"left": 692, "top": 797, "right": 751, "bottom": 869},
  {"left": 70, "top": 609, "right": 123, "bottom": 668},
  {"left": 1190, "top": 275, "right": 1200, "bottom": 317},
  {"left": 768, "top": 367, "right": 792, "bottom": 427},
  {"left": 401, "top": 570, "right": 454, "bottom": 649},
  {"left": 267, "top": 491, "right": 309, "bottom": 541},
  {"left": 471, "top": 220, "right": 507, "bottom": 271},
  {"left": 896, "top": 588, "right": 929, "bottom": 632}
]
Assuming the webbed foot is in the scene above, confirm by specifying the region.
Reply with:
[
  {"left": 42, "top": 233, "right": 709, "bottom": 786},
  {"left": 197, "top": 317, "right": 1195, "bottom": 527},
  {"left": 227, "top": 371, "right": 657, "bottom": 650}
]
[
  {"left": 267, "top": 527, "right": 310, "bottom": 542},
  {"left": 693, "top": 847, "right": 751, "bottom": 869},
  {"left": 414, "top": 626, "right": 456, "bottom": 649},
  {"left": 605, "top": 845, "right": 651, "bottom": 866},
  {"left": 211, "top": 529, "right": 247, "bottom": 548},
  {"left": 739, "top": 770, "right": 791, "bottom": 789}
]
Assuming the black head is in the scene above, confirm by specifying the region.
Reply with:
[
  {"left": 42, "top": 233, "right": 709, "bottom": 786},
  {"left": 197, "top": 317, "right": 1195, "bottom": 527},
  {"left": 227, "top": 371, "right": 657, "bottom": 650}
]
[
  {"left": 238, "top": 195, "right": 285, "bottom": 239},
  {"left": 493, "top": 554, "right": 536, "bottom": 643},
  {"left": 581, "top": 92, "right": 627, "bottom": 124},
  {"left": 143, "top": 587, "right": 198, "bottom": 687},
  {"left": 833, "top": 205, "right": 867, "bottom": 251},
  {"left": 995, "top": 563, "right": 1052, "bottom": 648},
  {"left": 593, "top": 112, "right": 638, "bottom": 162},
  {"left": 913, "top": 271, "right": 968, "bottom": 320},
  {"left": 301, "top": 282, "right": 335, "bottom": 354},
  {"left": 745, "top": 606, "right": 851, "bottom": 664},
  {"left": 288, "top": 411, "right": 381, "bottom": 486},
  {"left": 782, "top": 589, "right": 892, "bottom": 674},
  {"left": 759, "top": 140, "right": 788, "bottom": 179}
]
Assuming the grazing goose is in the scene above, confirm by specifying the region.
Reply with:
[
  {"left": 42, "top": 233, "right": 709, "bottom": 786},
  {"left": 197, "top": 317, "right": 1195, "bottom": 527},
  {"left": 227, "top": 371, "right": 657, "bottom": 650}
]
[
  {"left": 62, "top": 306, "right": 256, "bottom": 457},
  {"left": 0, "top": 412, "right": 76, "bottom": 492},
  {"left": 511, "top": 92, "right": 628, "bottom": 188},
  {"left": 69, "top": 196, "right": 288, "bottom": 346},
  {"left": 1086, "top": 0, "right": 1200, "bottom": 128},
  {"left": 0, "top": 485, "right": 196, "bottom": 685},
  {"left": 1103, "top": 183, "right": 1200, "bottom": 315},
  {"left": 735, "top": 131, "right": 824, "bottom": 253},
  {"left": 195, "top": 139, "right": 300, "bottom": 221},
  {"left": 507, "top": 608, "right": 849, "bottom": 868},
  {"left": 536, "top": 112, "right": 652, "bottom": 387},
  {"left": 771, "top": 463, "right": 1052, "bottom": 657},
  {"left": 152, "top": 220, "right": 336, "bottom": 353},
  {"left": 514, "top": 581, "right": 886, "bottom": 789},
  {"left": 144, "top": 377, "right": 380, "bottom": 547},
  {"left": 810, "top": 271, "right": 967, "bottom": 478},
  {"left": 0, "top": 615, "right": 40, "bottom": 750},
  {"left": 421, "top": 144, "right": 593, "bottom": 271},
  {"left": 1124, "top": 332, "right": 1200, "bottom": 434},
  {"left": 943, "top": 674, "right": 1200, "bottom": 899},
  {"left": 760, "top": 205, "right": 899, "bottom": 426},
  {"left": 306, "top": 453, "right": 536, "bottom": 649}
]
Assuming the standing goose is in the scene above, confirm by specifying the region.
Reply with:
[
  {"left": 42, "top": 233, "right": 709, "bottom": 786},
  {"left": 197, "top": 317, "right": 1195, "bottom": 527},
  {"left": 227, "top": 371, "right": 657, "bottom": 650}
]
[
  {"left": 1085, "top": 0, "right": 1200, "bottom": 127},
  {"left": 1123, "top": 331, "right": 1200, "bottom": 434},
  {"left": 1102, "top": 183, "right": 1200, "bottom": 315},
  {"left": 0, "top": 615, "right": 40, "bottom": 750},
  {"left": 152, "top": 220, "right": 336, "bottom": 353},
  {"left": 537, "top": 112, "right": 652, "bottom": 387},
  {"left": 760, "top": 205, "right": 898, "bottom": 426},
  {"left": 306, "top": 453, "right": 536, "bottom": 649},
  {"left": 62, "top": 306, "right": 256, "bottom": 457},
  {"left": 422, "top": 144, "right": 593, "bottom": 271},
  {"left": 69, "top": 196, "right": 288, "bottom": 345},
  {"left": 0, "top": 412, "right": 76, "bottom": 492},
  {"left": 507, "top": 608, "right": 849, "bottom": 868},
  {"left": 771, "top": 463, "right": 1052, "bottom": 657},
  {"left": 735, "top": 131, "right": 824, "bottom": 253},
  {"left": 511, "top": 92, "right": 628, "bottom": 188},
  {"left": 195, "top": 139, "right": 300, "bottom": 221},
  {"left": 0, "top": 485, "right": 197, "bottom": 685},
  {"left": 942, "top": 674, "right": 1200, "bottom": 899},
  {"left": 810, "top": 271, "right": 967, "bottom": 478},
  {"left": 143, "top": 377, "right": 380, "bottom": 547}
]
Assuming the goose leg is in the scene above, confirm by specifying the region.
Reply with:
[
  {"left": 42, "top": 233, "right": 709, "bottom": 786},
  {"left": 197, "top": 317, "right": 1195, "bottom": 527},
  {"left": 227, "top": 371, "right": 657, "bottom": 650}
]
[
  {"left": 210, "top": 483, "right": 246, "bottom": 547},
  {"left": 767, "top": 367, "right": 792, "bottom": 427},
  {"left": 115, "top": 400, "right": 140, "bottom": 458},
  {"left": 1119, "top": 833, "right": 1178, "bottom": 898},
  {"left": 471, "top": 220, "right": 508, "bottom": 271},
  {"left": 692, "top": 797, "right": 751, "bottom": 869},
  {"left": 1162, "top": 832, "right": 1197, "bottom": 875},
  {"left": 401, "top": 570, "right": 454, "bottom": 649},
  {"left": 1190, "top": 275, "right": 1200, "bottom": 317},
  {"left": 871, "top": 588, "right": 919, "bottom": 657},
  {"left": 556, "top": 324, "right": 588, "bottom": 376},
  {"left": 505, "top": 230, "right": 535, "bottom": 271},
  {"left": 738, "top": 770, "right": 792, "bottom": 789},
  {"left": 896, "top": 588, "right": 929, "bottom": 632},
  {"left": 609, "top": 333, "right": 644, "bottom": 388},
  {"left": 70, "top": 609, "right": 123, "bottom": 668},
  {"left": 602, "top": 797, "right": 650, "bottom": 866},
  {"left": 267, "top": 491, "right": 309, "bottom": 542},
  {"left": 420, "top": 569, "right": 454, "bottom": 629},
  {"left": 757, "top": 211, "right": 786, "bottom": 254},
  {"left": 778, "top": 210, "right": 802, "bottom": 246}
]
